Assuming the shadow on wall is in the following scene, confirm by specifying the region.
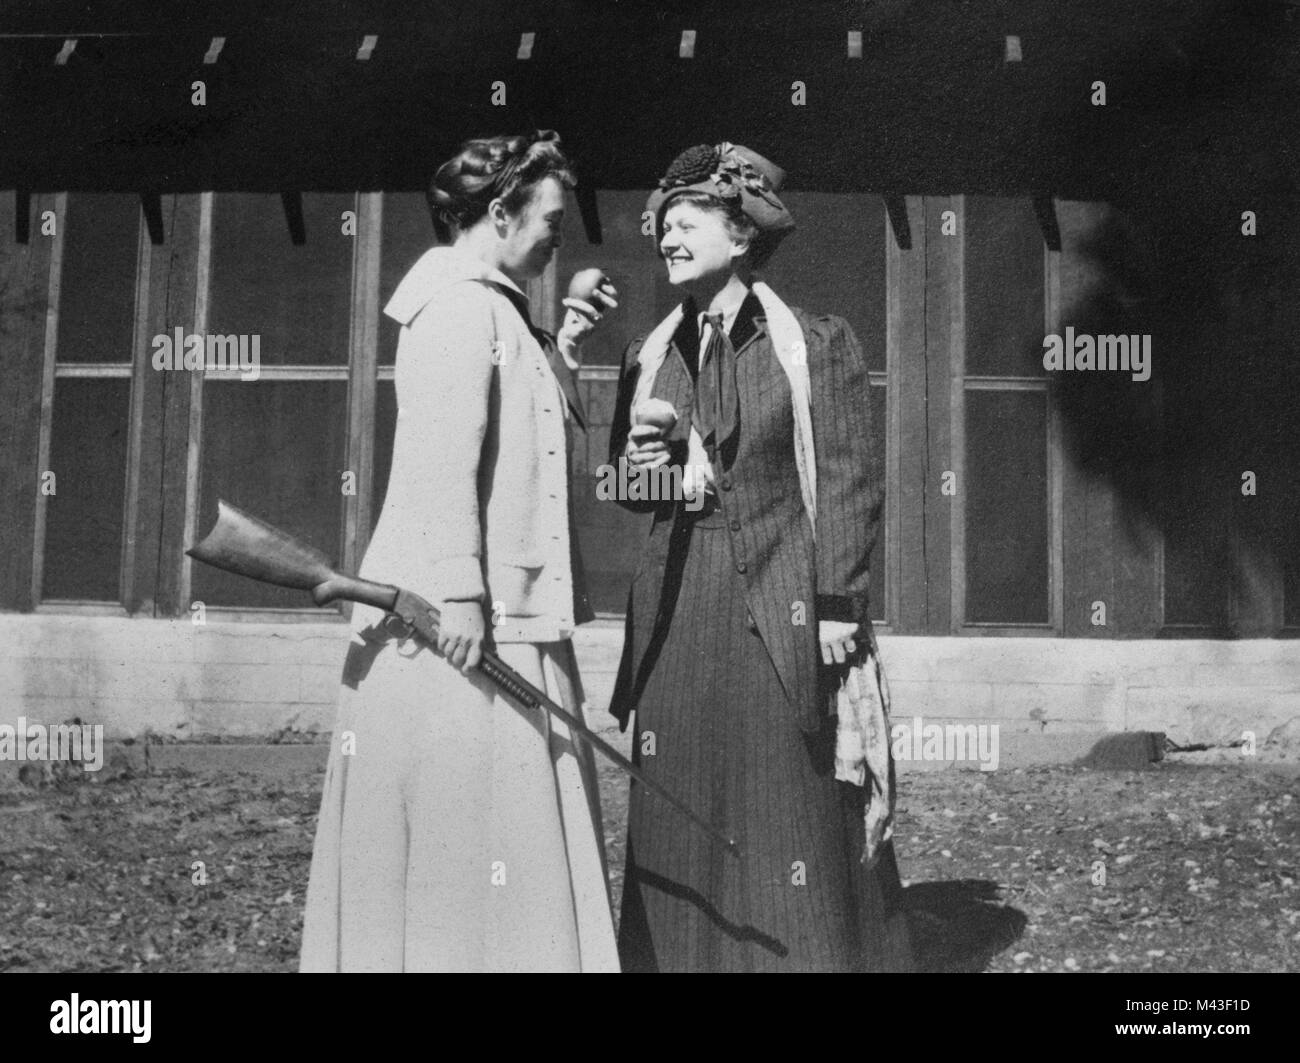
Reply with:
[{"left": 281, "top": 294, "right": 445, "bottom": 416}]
[
  {"left": 1053, "top": 191, "right": 1299, "bottom": 635},
  {"left": 1042, "top": 6, "right": 1300, "bottom": 636}
]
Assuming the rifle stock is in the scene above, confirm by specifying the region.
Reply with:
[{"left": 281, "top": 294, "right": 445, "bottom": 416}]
[{"left": 186, "top": 500, "right": 399, "bottom": 613}]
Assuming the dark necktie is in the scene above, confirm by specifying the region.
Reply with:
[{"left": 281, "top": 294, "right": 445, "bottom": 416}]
[{"left": 692, "top": 311, "right": 739, "bottom": 458}]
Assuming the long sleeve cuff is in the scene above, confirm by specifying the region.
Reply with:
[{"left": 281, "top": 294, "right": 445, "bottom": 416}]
[
  {"left": 816, "top": 592, "right": 867, "bottom": 623},
  {"left": 556, "top": 334, "right": 582, "bottom": 371},
  {"left": 431, "top": 556, "right": 486, "bottom": 602}
]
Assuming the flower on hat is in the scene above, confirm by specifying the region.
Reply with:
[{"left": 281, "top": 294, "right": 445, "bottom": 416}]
[
  {"left": 711, "top": 145, "right": 783, "bottom": 210},
  {"left": 658, "top": 145, "right": 721, "bottom": 191},
  {"left": 657, "top": 142, "right": 782, "bottom": 212}
]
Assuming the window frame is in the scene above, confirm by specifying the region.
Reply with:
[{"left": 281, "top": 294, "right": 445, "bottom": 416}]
[
  {"left": 949, "top": 194, "right": 1065, "bottom": 635},
  {"left": 175, "top": 191, "right": 384, "bottom": 623},
  {"left": 30, "top": 191, "right": 156, "bottom": 617}
]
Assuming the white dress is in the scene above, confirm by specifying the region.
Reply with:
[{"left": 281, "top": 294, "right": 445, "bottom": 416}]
[
  {"left": 299, "top": 632, "right": 618, "bottom": 972},
  {"left": 298, "top": 248, "right": 618, "bottom": 972}
]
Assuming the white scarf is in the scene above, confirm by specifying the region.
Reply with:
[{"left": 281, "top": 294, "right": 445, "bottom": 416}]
[{"left": 632, "top": 282, "right": 896, "bottom": 865}]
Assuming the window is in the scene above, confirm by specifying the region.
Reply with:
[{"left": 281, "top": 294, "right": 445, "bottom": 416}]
[
  {"left": 958, "top": 196, "right": 1055, "bottom": 627},
  {"left": 37, "top": 194, "right": 141, "bottom": 605},
  {"left": 13, "top": 192, "right": 393, "bottom": 617},
  {"left": 189, "top": 193, "right": 357, "bottom": 610},
  {"left": 5, "top": 187, "right": 1292, "bottom": 638}
]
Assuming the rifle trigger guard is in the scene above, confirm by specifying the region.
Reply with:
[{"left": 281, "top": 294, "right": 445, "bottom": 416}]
[{"left": 381, "top": 611, "right": 416, "bottom": 646}]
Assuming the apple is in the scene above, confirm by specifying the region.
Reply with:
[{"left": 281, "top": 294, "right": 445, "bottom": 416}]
[
  {"left": 567, "top": 268, "right": 609, "bottom": 305},
  {"left": 634, "top": 398, "right": 678, "bottom": 432}
]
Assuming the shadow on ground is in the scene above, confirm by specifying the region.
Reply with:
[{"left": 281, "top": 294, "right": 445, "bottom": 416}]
[{"left": 904, "top": 879, "right": 1027, "bottom": 972}]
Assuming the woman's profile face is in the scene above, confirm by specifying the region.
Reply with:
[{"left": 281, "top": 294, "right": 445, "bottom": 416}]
[
  {"left": 498, "top": 175, "right": 566, "bottom": 280},
  {"left": 660, "top": 201, "right": 746, "bottom": 286}
]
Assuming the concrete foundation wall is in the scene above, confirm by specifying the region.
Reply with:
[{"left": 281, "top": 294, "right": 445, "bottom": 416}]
[{"left": 0, "top": 616, "right": 1296, "bottom": 750}]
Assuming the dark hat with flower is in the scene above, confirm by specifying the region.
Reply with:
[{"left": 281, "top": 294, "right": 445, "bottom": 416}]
[{"left": 646, "top": 142, "right": 795, "bottom": 240}]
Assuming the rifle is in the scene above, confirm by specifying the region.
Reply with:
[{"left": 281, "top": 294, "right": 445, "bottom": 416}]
[{"left": 188, "top": 500, "right": 740, "bottom": 858}]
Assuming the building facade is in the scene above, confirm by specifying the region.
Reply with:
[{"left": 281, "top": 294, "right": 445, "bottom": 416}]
[
  {"left": 1, "top": 187, "right": 1296, "bottom": 753},
  {"left": 1, "top": 1, "right": 1297, "bottom": 755}
]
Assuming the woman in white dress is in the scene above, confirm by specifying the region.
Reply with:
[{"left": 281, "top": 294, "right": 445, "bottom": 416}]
[{"left": 299, "top": 131, "right": 620, "bottom": 972}]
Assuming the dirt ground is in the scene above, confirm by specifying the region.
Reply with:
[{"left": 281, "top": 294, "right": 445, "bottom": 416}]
[{"left": 1, "top": 748, "right": 1295, "bottom": 973}]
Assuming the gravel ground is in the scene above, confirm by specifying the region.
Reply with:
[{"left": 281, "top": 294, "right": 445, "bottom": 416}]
[{"left": 1, "top": 750, "right": 1295, "bottom": 972}]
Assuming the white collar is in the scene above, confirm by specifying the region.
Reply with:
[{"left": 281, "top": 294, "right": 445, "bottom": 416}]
[{"left": 384, "top": 245, "right": 527, "bottom": 325}]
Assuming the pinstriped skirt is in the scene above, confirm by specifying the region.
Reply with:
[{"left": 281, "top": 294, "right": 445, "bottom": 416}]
[{"left": 618, "top": 507, "right": 914, "bottom": 972}]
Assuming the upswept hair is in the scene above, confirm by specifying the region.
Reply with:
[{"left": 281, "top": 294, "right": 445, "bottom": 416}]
[{"left": 427, "top": 130, "right": 576, "bottom": 241}]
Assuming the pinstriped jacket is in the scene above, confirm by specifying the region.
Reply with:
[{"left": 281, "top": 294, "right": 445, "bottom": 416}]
[{"left": 607, "top": 290, "right": 883, "bottom": 733}]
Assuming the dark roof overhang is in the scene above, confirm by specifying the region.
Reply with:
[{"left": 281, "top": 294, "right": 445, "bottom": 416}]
[{"left": 0, "top": 0, "right": 1294, "bottom": 208}]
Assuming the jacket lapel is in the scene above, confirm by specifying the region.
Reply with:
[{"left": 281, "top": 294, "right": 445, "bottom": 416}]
[
  {"left": 656, "top": 341, "right": 696, "bottom": 411},
  {"left": 729, "top": 290, "right": 768, "bottom": 356},
  {"left": 733, "top": 317, "right": 768, "bottom": 357},
  {"left": 668, "top": 318, "right": 698, "bottom": 382}
]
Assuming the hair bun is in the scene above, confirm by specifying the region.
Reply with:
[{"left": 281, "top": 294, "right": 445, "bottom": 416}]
[{"left": 425, "top": 131, "right": 575, "bottom": 242}]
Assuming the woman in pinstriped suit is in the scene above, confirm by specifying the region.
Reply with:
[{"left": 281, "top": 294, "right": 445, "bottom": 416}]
[{"left": 607, "top": 142, "right": 915, "bottom": 972}]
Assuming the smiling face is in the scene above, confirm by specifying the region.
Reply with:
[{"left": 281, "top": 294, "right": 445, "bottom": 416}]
[
  {"left": 497, "top": 175, "right": 566, "bottom": 281},
  {"left": 659, "top": 199, "right": 750, "bottom": 287}
]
